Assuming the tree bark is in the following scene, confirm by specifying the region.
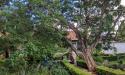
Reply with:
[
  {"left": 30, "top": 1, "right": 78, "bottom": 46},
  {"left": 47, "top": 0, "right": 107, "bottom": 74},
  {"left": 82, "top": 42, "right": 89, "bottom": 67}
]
[
  {"left": 65, "top": 37, "right": 96, "bottom": 72},
  {"left": 5, "top": 48, "right": 10, "bottom": 58},
  {"left": 69, "top": 50, "right": 77, "bottom": 65},
  {"left": 81, "top": 48, "right": 96, "bottom": 72}
]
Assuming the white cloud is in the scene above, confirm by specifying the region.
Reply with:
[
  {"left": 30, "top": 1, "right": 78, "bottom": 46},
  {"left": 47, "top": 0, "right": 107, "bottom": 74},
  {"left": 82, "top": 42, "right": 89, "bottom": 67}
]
[{"left": 121, "top": 0, "right": 125, "bottom": 6}]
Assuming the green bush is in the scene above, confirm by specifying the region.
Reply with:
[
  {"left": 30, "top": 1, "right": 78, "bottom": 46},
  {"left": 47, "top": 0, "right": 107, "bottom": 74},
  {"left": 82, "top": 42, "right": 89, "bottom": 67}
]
[
  {"left": 97, "top": 66, "right": 125, "bottom": 75},
  {"left": 101, "top": 55, "right": 125, "bottom": 61},
  {"left": 51, "top": 62, "right": 70, "bottom": 75},
  {"left": 4, "top": 50, "right": 28, "bottom": 72},
  {"left": 62, "top": 61, "right": 92, "bottom": 75},
  {"left": 0, "top": 59, "right": 5, "bottom": 66},
  {"left": 94, "top": 56, "right": 104, "bottom": 63},
  {"left": 0, "top": 66, "right": 51, "bottom": 75}
]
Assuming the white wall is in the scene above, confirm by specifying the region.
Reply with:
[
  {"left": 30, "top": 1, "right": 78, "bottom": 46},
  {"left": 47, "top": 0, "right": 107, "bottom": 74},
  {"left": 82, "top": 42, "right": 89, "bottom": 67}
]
[{"left": 104, "top": 42, "right": 125, "bottom": 54}]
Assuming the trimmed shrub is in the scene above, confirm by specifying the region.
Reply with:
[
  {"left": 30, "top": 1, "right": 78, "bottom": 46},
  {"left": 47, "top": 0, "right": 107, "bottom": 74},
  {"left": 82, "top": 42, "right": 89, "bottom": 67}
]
[
  {"left": 101, "top": 55, "right": 125, "bottom": 61},
  {"left": 62, "top": 61, "right": 92, "bottom": 75},
  {"left": 97, "top": 66, "right": 125, "bottom": 75}
]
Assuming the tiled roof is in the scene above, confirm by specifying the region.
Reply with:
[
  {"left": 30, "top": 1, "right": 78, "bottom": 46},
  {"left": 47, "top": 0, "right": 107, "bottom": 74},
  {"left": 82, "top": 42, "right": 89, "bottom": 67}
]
[{"left": 66, "top": 31, "right": 78, "bottom": 40}]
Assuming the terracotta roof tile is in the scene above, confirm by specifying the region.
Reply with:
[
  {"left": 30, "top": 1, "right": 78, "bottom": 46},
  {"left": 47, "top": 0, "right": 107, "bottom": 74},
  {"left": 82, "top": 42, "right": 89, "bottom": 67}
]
[{"left": 66, "top": 31, "right": 78, "bottom": 40}]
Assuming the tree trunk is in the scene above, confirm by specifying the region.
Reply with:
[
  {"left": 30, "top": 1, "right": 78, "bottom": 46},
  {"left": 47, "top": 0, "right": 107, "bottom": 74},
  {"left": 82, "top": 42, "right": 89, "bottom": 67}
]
[
  {"left": 82, "top": 48, "right": 96, "bottom": 72},
  {"left": 5, "top": 48, "right": 10, "bottom": 58},
  {"left": 69, "top": 50, "right": 77, "bottom": 65}
]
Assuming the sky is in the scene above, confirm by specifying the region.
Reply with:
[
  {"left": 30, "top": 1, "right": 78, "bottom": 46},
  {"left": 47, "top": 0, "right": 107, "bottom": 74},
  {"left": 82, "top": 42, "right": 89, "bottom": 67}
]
[{"left": 121, "top": 0, "right": 125, "bottom": 6}]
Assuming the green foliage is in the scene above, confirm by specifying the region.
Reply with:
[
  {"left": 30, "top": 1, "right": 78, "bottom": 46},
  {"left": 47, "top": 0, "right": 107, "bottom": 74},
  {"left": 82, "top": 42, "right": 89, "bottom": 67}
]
[
  {"left": 97, "top": 66, "right": 125, "bottom": 75},
  {"left": 0, "top": 66, "right": 50, "bottom": 75},
  {"left": 4, "top": 50, "right": 28, "bottom": 71},
  {"left": 3, "top": 41, "right": 55, "bottom": 70},
  {"left": 62, "top": 61, "right": 92, "bottom": 75},
  {"left": 117, "top": 21, "right": 125, "bottom": 41},
  {"left": 0, "top": 0, "right": 125, "bottom": 74},
  {"left": 0, "top": 0, "right": 64, "bottom": 65},
  {"left": 61, "top": 0, "right": 125, "bottom": 49},
  {"left": 101, "top": 54, "right": 125, "bottom": 61},
  {"left": 25, "top": 42, "right": 44, "bottom": 61},
  {"left": 53, "top": 48, "right": 69, "bottom": 60},
  {"left": 93, "top": 56, "right": 104, "bottom": 63},
  {"left": 51, "top": 62, "right": 70, "bottom": 75},
  {"left": 0, "top": 0, "right": 9, "bottom": 6},
  {"left": 76, "top": 60, "right": 88, "bottom": 69},
  {"left": 0, "top": 61, "right": 70, "bottom": 75}
]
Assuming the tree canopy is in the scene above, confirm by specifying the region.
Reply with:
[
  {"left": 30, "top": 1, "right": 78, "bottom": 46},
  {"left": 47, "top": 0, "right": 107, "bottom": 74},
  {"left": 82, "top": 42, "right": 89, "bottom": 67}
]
[{"left": 0, "top": 0, "right": 125, "bottom": 72}]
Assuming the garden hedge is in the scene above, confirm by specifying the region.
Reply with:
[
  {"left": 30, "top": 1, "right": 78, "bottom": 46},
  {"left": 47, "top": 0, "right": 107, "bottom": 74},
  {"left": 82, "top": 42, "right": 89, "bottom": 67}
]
[
  {"left": 97, "top": 66, "right": 125, "bottom": 75},
  {"left": 76, "top": 60, "right": 125, "bottom": 75},
  {"left": 100, "top": 54, "right": 125, "bottom": 61},
  {"left": 62, "top": 61, "right": 92, "bottom": 75},
  {"left": 77, "top": 60, "right": 88, "bottom": 69}
]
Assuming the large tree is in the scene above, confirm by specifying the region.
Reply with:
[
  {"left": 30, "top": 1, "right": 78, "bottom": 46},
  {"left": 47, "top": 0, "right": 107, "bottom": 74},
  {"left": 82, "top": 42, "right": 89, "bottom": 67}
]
[
  {"left": 59, "top": 0, "right": 125, "bottom": 72},
  {"left": 1, "top": 0, "right": 125, "bottom": 72},
  {"left": 18, "top": 0, "right": 125, "bottom": 72}
]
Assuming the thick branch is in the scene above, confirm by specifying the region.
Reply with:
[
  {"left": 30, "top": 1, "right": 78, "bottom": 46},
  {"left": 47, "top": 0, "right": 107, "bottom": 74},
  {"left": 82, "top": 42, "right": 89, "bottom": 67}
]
[
  {"left": 68, "top": 23, "right": 86, "bottom": 49},
  {"left": 89, "top": 1, "right": 108, "bottom": 50},
  {"left": 104, "top": 11, "right": 123, "bottom": 41},
  {"left": 114, "top": 20, "right": 125, "bottom": 40},
  {"left": 90, "top": 6, "right": 123, "bottom": 50}
]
